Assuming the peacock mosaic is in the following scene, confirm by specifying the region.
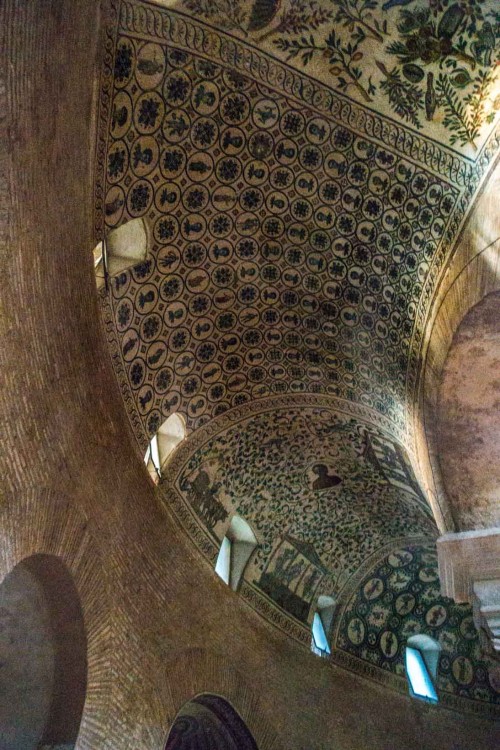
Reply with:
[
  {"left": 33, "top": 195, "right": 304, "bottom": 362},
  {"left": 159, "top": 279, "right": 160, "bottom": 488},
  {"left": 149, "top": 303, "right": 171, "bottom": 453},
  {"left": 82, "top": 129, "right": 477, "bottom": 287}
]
[{"left": 163, "top": 398, "right": 500, "bottom": 715}]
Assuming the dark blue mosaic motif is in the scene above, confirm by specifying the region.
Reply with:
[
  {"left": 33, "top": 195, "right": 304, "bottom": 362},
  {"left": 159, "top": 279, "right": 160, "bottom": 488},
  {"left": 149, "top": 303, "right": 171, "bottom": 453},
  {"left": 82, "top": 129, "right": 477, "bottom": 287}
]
[
  {"left": 100, "top": 34, "right": 459, "bottom": 435},
  {"left": 335, "top": 544, "right": 500, "bottom": 708}
]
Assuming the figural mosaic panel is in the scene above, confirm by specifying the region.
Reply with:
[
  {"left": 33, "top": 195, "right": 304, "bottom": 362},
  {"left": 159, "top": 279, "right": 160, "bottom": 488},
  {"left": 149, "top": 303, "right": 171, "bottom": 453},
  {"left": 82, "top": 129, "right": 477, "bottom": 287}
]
[
  {"left": 93, "top": 2, "right": 500, "bottom": 715},
  {"left": 163, "top": 400, "right": 499, "bottom": 714}
]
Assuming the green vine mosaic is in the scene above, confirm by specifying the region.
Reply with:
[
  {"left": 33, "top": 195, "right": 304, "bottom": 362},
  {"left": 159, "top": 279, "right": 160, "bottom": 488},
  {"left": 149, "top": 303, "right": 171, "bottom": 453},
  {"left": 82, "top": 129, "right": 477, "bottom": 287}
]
[
  {"left": 164, "top": 398, "right": 499, "bottom": 714},
  {"left": 178, "top": 0, "right": 500, "bottom": 154},
  {"left": 175, "top": 405, "right": 436, "bottom": 596}
]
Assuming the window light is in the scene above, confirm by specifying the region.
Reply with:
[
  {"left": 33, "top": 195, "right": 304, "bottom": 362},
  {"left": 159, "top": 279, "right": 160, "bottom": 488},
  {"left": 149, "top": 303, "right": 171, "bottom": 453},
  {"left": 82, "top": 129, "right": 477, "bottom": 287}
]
[
  {"left": 405, "top": 646, "right": 438, "bottom": 703},
  {"left": 215, "top": 536, "right": 231, "bottom": 585},
  {"left": 214, "top": 516, "right": 258, "bottom": 591},
  {"left": 405, "top": 634, "right": 440, "bottom": 704},
  {"left": 311, "top": 595, "right": 335, "bottom": 657},
  {"left": 144, "top": 413, "right": 186, "bottom": 483},
  {"left": 93, "top": 218, "right": 148, "bottom": 289},
  {"left": 312, "top": 611, "right": 331, "bottom": 655},
  {"left": 144, "top": 434, "right": 161, "bottom": 478}
]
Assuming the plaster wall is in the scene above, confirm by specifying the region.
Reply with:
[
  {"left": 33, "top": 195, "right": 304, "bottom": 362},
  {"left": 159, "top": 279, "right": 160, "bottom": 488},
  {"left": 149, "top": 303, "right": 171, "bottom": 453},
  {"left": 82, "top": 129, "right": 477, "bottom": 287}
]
[
  {"left": 415, "top": 156, "right": 500, "bottom": 533},
  {"left": 1, "top": 2, "right": 499, "bottom": 750},
  {"left": 437, "top": 292, "right": 500, "bottom": 531}
]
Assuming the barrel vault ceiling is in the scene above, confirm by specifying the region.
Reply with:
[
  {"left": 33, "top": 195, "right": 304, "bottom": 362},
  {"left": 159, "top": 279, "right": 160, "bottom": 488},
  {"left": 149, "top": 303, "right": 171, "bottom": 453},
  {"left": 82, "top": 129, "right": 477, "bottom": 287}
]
[{"left": 94, "top": 0, "right": 500, "bottom": 715}]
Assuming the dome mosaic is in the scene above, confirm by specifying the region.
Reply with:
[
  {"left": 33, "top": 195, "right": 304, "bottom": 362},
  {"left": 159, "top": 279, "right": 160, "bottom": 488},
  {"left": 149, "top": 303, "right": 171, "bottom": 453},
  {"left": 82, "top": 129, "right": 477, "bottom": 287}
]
[{"left": 94, "top": 0, "right": 500, "bottom": 720}]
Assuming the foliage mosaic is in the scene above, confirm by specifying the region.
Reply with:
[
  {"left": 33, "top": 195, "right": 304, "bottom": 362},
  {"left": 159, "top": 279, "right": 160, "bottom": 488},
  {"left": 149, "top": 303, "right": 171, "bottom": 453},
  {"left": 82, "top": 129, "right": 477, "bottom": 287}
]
[
  {"left": 175, "top": 405, "right": 437, "bottom": 601},
  {"left": 178, "top": 0, "right": 500, "bottom": 154},
  {"left": 167, "top": 400, "right": 499, "bottom": 714},
  {"left": 97, "top": 19, "right": 463, "bottom": 438},
  {"left": 334, "top": 543, "right": 500, "bottom": 711}
]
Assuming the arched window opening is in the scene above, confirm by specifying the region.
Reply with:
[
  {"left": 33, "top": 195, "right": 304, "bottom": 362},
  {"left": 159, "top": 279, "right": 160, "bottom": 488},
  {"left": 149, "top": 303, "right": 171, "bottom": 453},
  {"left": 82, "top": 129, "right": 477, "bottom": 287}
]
[
  {"left": 311, "top": 595, "right": 336, "bottom": 657},
  {"left": 94, "top": 218, "right": 148, "bottom": 289},
  {"left": 405, "top": 634, "right": 441, "bottom": 704},
  {"left": 0, "top": 554, "right": 87, "bottom": 749},
  {"left": 215, "top": 515, "right": 258, "bottom": 591},
  {"left": 165, "top": 693, "right": 258, "bottom": 750},
  {"left": 144, "top": 413, "right": 186, "bottom": 483}
]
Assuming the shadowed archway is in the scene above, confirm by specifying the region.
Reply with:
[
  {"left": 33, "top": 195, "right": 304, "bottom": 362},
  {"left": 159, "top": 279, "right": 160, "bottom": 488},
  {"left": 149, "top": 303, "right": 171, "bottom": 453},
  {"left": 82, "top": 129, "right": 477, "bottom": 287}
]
[
  {"left": 165, "top": 694, "right": 258, "bottom": 750},
  {"left": 0, "top": 554, "right": 87, "bottom": 750}
]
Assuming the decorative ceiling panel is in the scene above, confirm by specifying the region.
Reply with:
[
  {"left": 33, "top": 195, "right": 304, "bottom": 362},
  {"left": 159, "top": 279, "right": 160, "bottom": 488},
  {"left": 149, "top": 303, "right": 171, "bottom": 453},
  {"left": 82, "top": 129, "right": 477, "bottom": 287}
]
[
  {"left": 169, "top": 400, "right": 436, "bottom": 590},
  {"left": 171, "top": 0, "right": 500, "bottom": 156},
  {"left": 95, "top": 0, "right": 500, "bottom": 443},
  {"left": 333, "top": 542, "right": 500, "bottom": 715},
  {"left": 162, "top": 396, "right": 500, "bottom": 715},
  {"left": 93, "top": 1, "right": 500, "bottom": 710}
]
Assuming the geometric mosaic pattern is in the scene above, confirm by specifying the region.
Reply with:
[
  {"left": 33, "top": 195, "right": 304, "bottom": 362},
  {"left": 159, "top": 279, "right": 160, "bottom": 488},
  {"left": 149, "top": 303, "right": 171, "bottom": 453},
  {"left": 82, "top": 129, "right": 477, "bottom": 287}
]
[
  {"left": 96, "top": 6, "right": 489, "bottom": 441},
  {"left": 334, "top": 544, "right": 500, "bottom": 713},
  {"left": 95, "top": 2, "right": 500, "bottom": 444},
  {"left": 95, "top": 2, "right": 500, "bottom": 443}
]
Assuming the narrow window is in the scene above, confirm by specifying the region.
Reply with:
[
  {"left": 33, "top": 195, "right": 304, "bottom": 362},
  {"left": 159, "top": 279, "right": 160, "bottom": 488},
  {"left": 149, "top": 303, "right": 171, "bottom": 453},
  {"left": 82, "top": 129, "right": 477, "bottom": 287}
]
[
  {"left": 311, "top": 595, "right": 335, "bottom": 657},
  {"left": 144, "top": 413, "right": 186, "bottom": 483},
  {"left": 405, "top": 634, "right": 440, "bottom": 704},
  {"left": 215, "top": 515, "right": 258, "bottom": 591},
  {"left": 94, "top": 241, "right": 106, "bottom": 289},
  {"left": 94, "top": 218, "right": 148, "bottom": 288},
  {"left": 215, "top": 536, "right": 232, "bottom": 585},
  {"left": 144, "top": 434, "right": 161, "bottom": 480},
  {"left": 312, "top": 612, "right": 330, "bottom": 655}
]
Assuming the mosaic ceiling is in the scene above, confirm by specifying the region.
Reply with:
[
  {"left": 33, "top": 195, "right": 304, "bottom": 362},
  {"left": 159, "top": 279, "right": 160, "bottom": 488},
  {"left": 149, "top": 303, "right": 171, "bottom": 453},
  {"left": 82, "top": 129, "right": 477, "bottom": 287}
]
[
  {"left": 97, "top": 0, "right": 500, "bottom": 444},
  {"left": 175, "top": 0, "right": 500, "bottom": 156},
  {"left": 163, "top": 398, "right": 500, "bottom": 715},
  {"left": 94, "top": 0, "right": 500, "bottom": 715}
]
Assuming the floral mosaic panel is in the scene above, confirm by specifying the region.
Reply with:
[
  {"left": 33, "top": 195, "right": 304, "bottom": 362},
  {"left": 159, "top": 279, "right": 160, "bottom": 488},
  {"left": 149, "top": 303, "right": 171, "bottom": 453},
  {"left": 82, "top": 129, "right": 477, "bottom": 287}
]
[
  {"left": 178, "top": 0, "right": 500, "bottom": 156},
  {"left": 174, "top": 405, "right": 437, "bottom": 599},
  {"left": 166, "top": 399, "right": 499, "bottom": 714}
]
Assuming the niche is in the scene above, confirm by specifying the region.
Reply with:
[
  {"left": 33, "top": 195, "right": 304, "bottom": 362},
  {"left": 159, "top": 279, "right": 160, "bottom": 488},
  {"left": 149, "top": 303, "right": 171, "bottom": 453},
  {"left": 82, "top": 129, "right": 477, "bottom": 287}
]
[{"left": 0, "top": 554, "right": 87, "bottom": 749}]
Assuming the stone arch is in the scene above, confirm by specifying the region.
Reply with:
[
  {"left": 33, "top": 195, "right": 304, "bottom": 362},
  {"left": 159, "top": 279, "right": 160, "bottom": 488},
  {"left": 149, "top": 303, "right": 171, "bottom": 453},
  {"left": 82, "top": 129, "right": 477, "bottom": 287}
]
[
  {"left": 0, "top": 488, "right": 113, "bottom": 748},
  {"left": 0, "top": 554, "right": 87, "bottom": 749},
  {"left": 154, "top": 648, "right": 282, "bottom": 750},
  {"left": 164, "top": 693, "right": 258, "bottom": 750},
  {"left": 415, "top": 156, "right": 500, "bottom": 532},
  {"left": 434, "top": 291, "right": 500, "bottom": 531}
]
